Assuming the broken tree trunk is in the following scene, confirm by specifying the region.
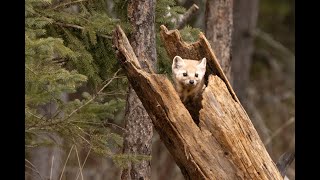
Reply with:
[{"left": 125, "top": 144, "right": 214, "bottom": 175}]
[{"left": 113, "top": 25, "right": 282, "bottom": 180}]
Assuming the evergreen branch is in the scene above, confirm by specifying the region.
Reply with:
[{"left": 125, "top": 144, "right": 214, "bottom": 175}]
[
  {"left": 26, "top": 65, "right": 38, "bottom": 75},
  {"left": 50, "top": 0, "right": 89, "bottom": 10},
  {"left": 40, "top": 69, "right": 122, "bottom": 128},
  {"left": 53, "top": 21, "right": 112, "bottom": 39},
  {"left": 58, "top": 122, "right": 92, "bottom": 145},
  {"left": 176, "top": 4, "right": 199, "bottom": 29},
  {"left": 53, "top": 21, "right": 84, "bottom": 30},
  {"left": 67, "top": 68, "right": 121, "bottom": 118},
  {"left": 26, "top": 110, "right": 42, "bottom": 120},
  {"left": 73, "top": 125, "right": 92, "bottom": 145}
]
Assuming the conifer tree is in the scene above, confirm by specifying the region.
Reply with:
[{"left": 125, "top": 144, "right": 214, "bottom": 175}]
[
  {"left": 25, "top": 0, "right": 202, "bottom": 177},
  {"left": 25, "top": 0, "right": 129, "bottom": 166}
]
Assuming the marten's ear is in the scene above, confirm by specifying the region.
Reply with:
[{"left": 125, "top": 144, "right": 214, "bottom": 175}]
[
  {"left": 197, "top": 58, "right": 206, "bottom": 72},
  {"left": 172, "top": 56, "right": 185, "bottom": 69}
]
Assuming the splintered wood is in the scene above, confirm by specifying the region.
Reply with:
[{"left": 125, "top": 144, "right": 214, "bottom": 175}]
[{"left": 113, "top": 25, "right": 283, "bottom": 180}]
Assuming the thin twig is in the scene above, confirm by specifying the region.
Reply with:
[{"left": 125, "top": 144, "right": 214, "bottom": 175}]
[
  {"left": 26, "top": 110, "right": 42, "bottom": 120},
  {"left": 74, "top": 145, "right": 84, "bottom": 180},
  {"left": 104, "top": 122, "right": 127, "bottom": 132},
  {"left": 59, "top": 145, "right": 75, "bottom": 180},
  {"left": 50, "top": 0, "right": 89, "bottom": 10},
  {"left": 50, "top": 155, "right": 55, "bottom": 180},
  {"left": 75, "top": 146, "right": 92, "bottom": 180},
  {"left": 53, "top": 21, "right": 84, "bottom": 30},
  {"left": 26, "top": 65, "right": 38, "bottom": 75},
  {"left": 264, "top": 117, "right": 295, "bottom": 145},
  {"left": 25, "top": 159, "right": 45, "bottom": 180},
  {"left": 100, "top": 76, "right": 126, "bottom": 85},
  {"left": 276, "top": 151, "right": 295, "bottom": 177},
  {"left": 176, "top": 4, "right": 199, "bottom": 29},
  {"left": 70, "top": 120, "right": 126, "bottom": 133},
  {"left": 53, "top": 21, "right": 112, "bottom": 39},
  {"left": 76, "top": 131, "right": 92, "bottom": 145}
]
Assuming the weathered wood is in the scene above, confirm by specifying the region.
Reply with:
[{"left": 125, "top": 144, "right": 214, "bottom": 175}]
[
  {"left": 113, "top": 25, "right": 282, "bottom": 180},
  {"left": 159, "top": 25, "right": 237, "bottom": 102}
]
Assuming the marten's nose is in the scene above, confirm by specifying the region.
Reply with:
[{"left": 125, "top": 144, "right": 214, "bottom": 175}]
[{"left": 189, "top": 80, "right": 194, "bottom": 84}]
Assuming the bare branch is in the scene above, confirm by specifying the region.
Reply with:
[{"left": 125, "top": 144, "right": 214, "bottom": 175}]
[
  {"left": 75, "top": 147, "right": 92, "bottom": 180},
  {"left": 26, "top": 110, "right": 42, "bottom": 120},
  {"left": 53, "top": 21, "right": 84, "bottom": 30},
  {"left": 53, "top": 22, "right": 112, "bottom": 39},
  {"left": 49, "top": 155, "right": 54, "bottom": 180},
  {"left": 59, "top": 145, "right": 75, "bottom": 180},
  {"left": 25, "top": 159, "right": 45, "bottom": 180},
  {"left": 176, "top": 4, "right": 199, "bottom": 29},
  {"left": 254, "top": 29, "right": 295, "bottom": 60},
  {"left": 276, "top": 151, "right": 295, "bottom": 177},
  {"left": 264, "top": 117, "right": 295, "bottom": 145},
  {"left": 74, "top": 145, "right": 84, "bottom": 180}
]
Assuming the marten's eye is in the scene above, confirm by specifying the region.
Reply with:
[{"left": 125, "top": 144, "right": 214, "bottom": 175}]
[
  {"left": 183, "top": 72, "right": 188, "bottom": 76},
  {"left": 195, "top": 73, "right": 198, "bottom": 77}
]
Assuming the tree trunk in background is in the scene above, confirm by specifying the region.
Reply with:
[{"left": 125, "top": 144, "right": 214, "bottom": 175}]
[
  {"left": 205, "top": 0, "right": 233, "bottom": 81},
  {"left": 121, "top": 0, "right": 157, "bottom": 180},
  {"left": 231, "top": 0, "right": 259, "bottom": 105},
  {"left": 230, "top": 0, "right": 272, "bottom": 148}
]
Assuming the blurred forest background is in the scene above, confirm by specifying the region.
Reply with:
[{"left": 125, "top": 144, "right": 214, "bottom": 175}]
[{"left": 25, "top": 0, "right": 295, "bottom": 179}]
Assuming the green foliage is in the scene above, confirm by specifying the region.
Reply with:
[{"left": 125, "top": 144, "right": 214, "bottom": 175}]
[
  {"left": 25, "top": 0, "right": 202, "bottom": 170},
  {"left": 179, "top": 25, "right": 201, "bottom": 43},
  {"left": 25, "top": 0, "right": 128, "bottom": 163},
  {"left": 156, "top": 0, "right": 185, "bottom": 29}
]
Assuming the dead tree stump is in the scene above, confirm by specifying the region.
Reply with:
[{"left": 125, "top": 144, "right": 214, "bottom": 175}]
[{"left": 113, "top": 25, "right": 283, "bottom": 180}]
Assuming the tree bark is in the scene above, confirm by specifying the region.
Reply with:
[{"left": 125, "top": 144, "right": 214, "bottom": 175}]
[
  {"left": 113, "top": 25, "right": 283, "bottom": 180},
  {"left": 205, "top": 0, "right": 233, "bottom": 81},
  {"left": 231, "top": 0, "right": 259, "bottom": 105},
  {"left": 121, "top": 0, "right": 156, "bottom": 180}
]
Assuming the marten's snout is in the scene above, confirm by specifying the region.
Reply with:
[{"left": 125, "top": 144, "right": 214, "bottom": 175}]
[{"left": 189, "top": 80, "right": 194, "bottom": 84}]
